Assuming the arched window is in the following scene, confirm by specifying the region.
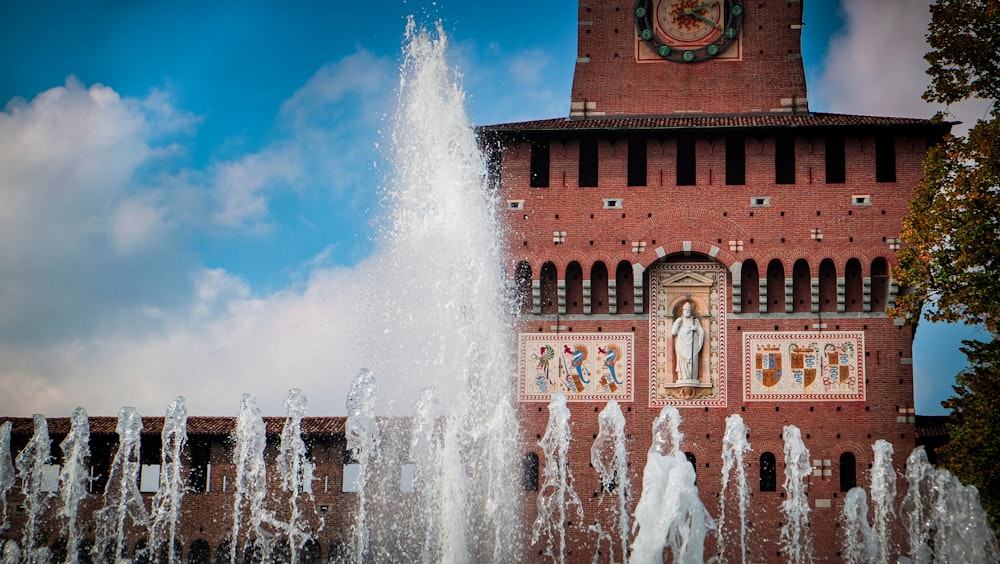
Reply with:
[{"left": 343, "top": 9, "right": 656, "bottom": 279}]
[
  {"left": 515, "top": 261, "right": 532, "bottom": 315},
  {"left": 741, "top": 259, "right": 759, "bottom": 312},
  {"left": 188, "top": 540, "right": 211, "bottom": 564},
  {"left": 591, "top": 262, "right": 609, "bottom": 314},
  {"left": 565, "top": 262, "right": 584, "bottom": 314},
  {"left": 522, "top": 452, "right": 540, "bottom": 491},
  {"left": 792, "top": 259, "right": 811, "bottom": 312},
  {"left": 819, "top": 258, "right": 837, "bottom": 312},
  {"left": 766, "top": 260, "right": 785, "bottom": 313},
  {"left": 616, "top": 261, "right": 634, "bottom": 313},
  {"left": 870, "top": 257, "right": 889, "bottom": 312},
  {"left": 540, "top": 262, "right": 558, "bottom": 315},
  {"left": 685, "top": 451, "right": 697, "bottom": 484},
  {"left": 760, "top": 452, "right": 777, "bottom": 492},
  {"left": 845, "top": 258, "right": 863, "bottom": 312},
  {"left": 840, "top": 452, "right": 857, "bottom": 492}
]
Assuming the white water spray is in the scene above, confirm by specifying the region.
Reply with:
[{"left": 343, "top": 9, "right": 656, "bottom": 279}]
[
  {"left": 13, "top": 414, "right": 52, "bottom": 562},
  {"left": 900, "top": 446, "right": 999, "bottom": 563},
  {"left": 841, "top": 487, "right": 876, "bottom": 563},
  {"left": 345, "top": 369, "right": 379, "bottom": 563},
  {"left": 94, "top": 406, "right": 148, "bottom": 562},
  {"left": 57, "top": 407, "right": 90, "bottom": 564},
  {"left": 0, "top": 422, "right": 15, "bottom": 533},
  {"left": 869, "top": 439, "right": 896, "bottom": 563},
  {"left": 276, "top": 388, "right": 316, "bottom": 562},
  {"left": 718, "top": 413, "right": 751, "bottom": 564},
  {"left": 229, "top": 394, "right": 270, "bottom": 563},
  {"left": 532, "top": 393, "right": 583, "bottom": 564},
  {"left": 630, "top": 406, "right": 713, "bottom": 564},
  {"left": 149, "top": 397, "right": 188, "bottom": 563},
  {"left": 590, "top": 400, "right": 630, "bottom": 563},
  {"left": 779, "top": 425, "right": 813, "bottom": 564}
]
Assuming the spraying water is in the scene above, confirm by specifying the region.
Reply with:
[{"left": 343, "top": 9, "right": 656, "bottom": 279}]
[
  {"left": 718, "top": 414, "right": 751, "bottom": 564},
  {"left": 345, "top": 369, "right": 379, "bottom": 563},
  {"left": 841, "top": 487, "right": 876, "bottom": 563},
  {"left": 345, "top": 18, "right": 521, "bottom": 562},
  {"left": 230, "top": 394, "right": 270, "bottom": 563},
  {"left": 532, "top": 393, "right": 583, "bottom": 564},
  {"left": 779, "top": 425, "right": 813, "bottom": 564},
  {"left": 900, "top": 446, "right": 999, "bottom": 563},
  {"left": 276, "top": 388, "right": 317, "bottom": 562},
  {"left": 149, "top": 397, "right": 188, "bottom": 563},
  {"left": 630, "top": 406, "right": 714, "bottom": 564},
  {"left": 0, "top": 422, "right": 15, "bottom": 533},
  {"left": 869, "top": 439, "right": 896, "bottom": 563},
  {"left": 57, "top": 407, "right": 90, "bottom": 564},
  {"left": 589, "top": 400, "right": 630, "bottom": 564},
  {"left": 13, "top": 414, "right": 52, "bottom": 562},
  {"left": 93, "top": 406, "right": 148, "bottom": 562}
]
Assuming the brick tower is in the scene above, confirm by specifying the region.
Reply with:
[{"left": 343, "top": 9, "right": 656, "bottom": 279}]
[{"left": 479, "top": 1, "right": 951, "bottom": 561}]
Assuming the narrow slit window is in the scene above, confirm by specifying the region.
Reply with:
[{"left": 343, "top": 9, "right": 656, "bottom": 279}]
[
  {"left": 726, "top": 134, "right": 745, "bottom": 185},
  {"left": 775, "top": 133, "right": 795, "bottom": 184},
  {"left": 825, "top": 134, "right": 846, "bottom": 183},
  {"left": 677, "top": 134, "right": 696, "bottom": 186},
  {"left": 530, "top": 139, "right": 550, "bottom": 188},
  {"left": 628, "top": 136, "right": 647, "bottom": 186},
  {"left": 875, "top": 134, "right": 896, "bottom": 182},
  {"left": 579, "top": 137, "right": 599, "bottom": 187}
]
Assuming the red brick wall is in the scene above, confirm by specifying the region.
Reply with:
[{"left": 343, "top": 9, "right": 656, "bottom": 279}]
[{"left": 571, "top": 1, "right": 808, "bottom": 116}]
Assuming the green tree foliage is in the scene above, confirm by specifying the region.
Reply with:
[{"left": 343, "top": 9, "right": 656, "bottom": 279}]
[
  {"left": 939, "top": 339, "right": 1000, "bottom": 535},
  {"left": 895, "top": 0, "right": 1000, "bottom": 538}
]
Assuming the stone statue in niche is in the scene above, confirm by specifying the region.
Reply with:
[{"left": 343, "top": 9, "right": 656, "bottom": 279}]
[{"left": 671, "top": 301, "right": 705, "bottom": 383}]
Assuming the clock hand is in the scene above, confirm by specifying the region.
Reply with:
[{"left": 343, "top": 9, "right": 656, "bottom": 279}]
[{"left": 690, "top": 11, "right": 720, "bottom": 27}]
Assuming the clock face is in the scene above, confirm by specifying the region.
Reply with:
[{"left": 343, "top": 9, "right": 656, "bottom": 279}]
[{"left": 635, "top": 0, "right": 744, "bottom": 63}]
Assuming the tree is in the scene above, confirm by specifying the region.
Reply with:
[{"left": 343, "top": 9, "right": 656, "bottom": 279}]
[
  {"left": 893, "top": 0, "right": 1000, "bottom": 538},
  {"left": 939, "top": 339, "right": 1000, "bottom": 535}
]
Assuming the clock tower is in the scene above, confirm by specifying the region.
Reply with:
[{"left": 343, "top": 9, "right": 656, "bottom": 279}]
[{"left": 570, "top": 0, "right": 808, "bottom": 116}]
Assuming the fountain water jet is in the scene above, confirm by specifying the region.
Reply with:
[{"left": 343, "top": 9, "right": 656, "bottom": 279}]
[
  {"left": 779, "top": 425, "right": 813, "bottom": 564},
  {"left": 532, "top": 393, "right": 583, "bottom": 564},
  {"left": 718, "top": 414, "right": 751, "bottom": 564},
  {"left": 94, "top": 407, "right": 147, "bottom": 561},
  {"left": 57, "top": 407, "right": 90, "bottom": 564},
  {"left": 630, "top": 406, "right": 713, "bottom": 564},
  {"left": 230, "top": 395, "right": 270, "bottom": 563},
  {"left": 13, "top": 414, "right": 52, "bottom": 562},
  {"left": 590, "top": 400, "right": 630, "bottom": 563},
  {"left": 0, "top": 422, "right": 15, "bottom": 533},
  {"left": 149, "top": 397, "right": 188, "bottom": 563},
  {"left": 841, "top": 487, "right": 876, "bottom": 563},
  {"left": 869, "top": 439, "right": 896, "bottom": 563},
  {"left": 276, "top": 389, "right": 317, "bottom": 563}
]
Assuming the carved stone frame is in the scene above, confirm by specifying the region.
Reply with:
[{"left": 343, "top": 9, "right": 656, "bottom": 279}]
[{"left": 650, "top": 262, "right": 727, "bottom": 407}]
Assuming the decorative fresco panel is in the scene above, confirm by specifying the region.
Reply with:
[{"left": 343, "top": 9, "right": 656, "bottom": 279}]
[
  {"left": 649, "top": 262, "right": 728, "bottom": 408},
  {"left": 518, "top": 333, "right": 634, "bottom": 402},
  {"left": 743, "top": 331, "right": 866, "bottom": 402}
]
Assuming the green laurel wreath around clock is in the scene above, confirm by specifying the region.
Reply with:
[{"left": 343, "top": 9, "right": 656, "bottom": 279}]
[{"left": 634, "top": 0, "right": 744, "bottom": 63}]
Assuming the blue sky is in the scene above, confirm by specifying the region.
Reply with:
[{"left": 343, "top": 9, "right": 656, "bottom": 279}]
[{"left": 0, "top": 1, "right": 989, "bottom": 417}]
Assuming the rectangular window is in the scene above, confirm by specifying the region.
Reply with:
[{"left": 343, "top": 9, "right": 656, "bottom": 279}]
[
  {"left": 579, "top": 137, "right": 598, "bottom": 187},
  {"left": 188, "top": 437, "right": 212, "bottom": 493},
  {"left": 775, "top": 133, "right": 795, "bottom": 184},
  {"left": 725, "top": 134, "right": 745, "bottom": 185},
  {"left": 875, "top": 134, "right": 896, "bottom": 182},
  {"left": 676, "top": 134, "right": 696, "bottom": 186},
  {"left": 529, "top": 139, "right": 549, "bottom": 188},
  {"left": 825, "top": 134, "right": 846, "bottom": 184},
  {"left": 627, "top": 137, "right": 647, "bottom": 186}
]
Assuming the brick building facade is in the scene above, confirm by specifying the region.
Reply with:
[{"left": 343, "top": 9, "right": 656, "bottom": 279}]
[{"left": 479, "top": 0, "right": 950, "bottom": 561}]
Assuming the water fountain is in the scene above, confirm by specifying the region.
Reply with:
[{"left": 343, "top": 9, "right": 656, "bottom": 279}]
[
  {"left": 779, "top": 425, "right": 814, "bottom": 564},
  {"left": 531, "top": 394, "right": 583, "bottom": 564},
  {"left": 590, "top": 400, "right": 630, "bottom": 563},
  {"left": 718, "top": 414, "right": 751, "bottom": 564},
  {"left": 2, "top": 18, "right": 1000, "bottom": 564},
  {"left": 14, "top": 414, "right": 53, "bottom": 562},
  {"left": 56, "top": 408, "right": 90, "bottom": 564},
  {"left": 0, "top": 422, "right": 16, "bottom": 533}
]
